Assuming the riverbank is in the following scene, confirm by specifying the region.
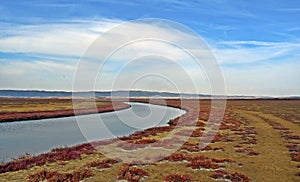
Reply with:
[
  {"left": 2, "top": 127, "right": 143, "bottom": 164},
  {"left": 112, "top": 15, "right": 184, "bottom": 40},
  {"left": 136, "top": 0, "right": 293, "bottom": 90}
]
[
  {"left": 0, "top": 101, "right": 185, "bottom": 162},
  {"left": 0, "top": 98, "right": 130, "bottom": 123},
  {"left": 1, "top": 99, "right": 300, "bottom": 181}
]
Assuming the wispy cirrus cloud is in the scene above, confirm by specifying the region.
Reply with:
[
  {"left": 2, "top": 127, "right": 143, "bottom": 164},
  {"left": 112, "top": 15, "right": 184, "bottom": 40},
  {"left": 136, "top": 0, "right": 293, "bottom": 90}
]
[
  {"left": 0, "top": 19, "right": 213, "bottom": 93},
  {"left": 276, "top": 8, "right": 300, "bottom": 12},
  {"left": 0, "top": 18, "right": 299, "bottom": 95},
  {"left": 0, "top": 19, "right": 122, "bottom": 56},
  {"left": 213, "top": 40, "right": 300, "bottom": 64}
]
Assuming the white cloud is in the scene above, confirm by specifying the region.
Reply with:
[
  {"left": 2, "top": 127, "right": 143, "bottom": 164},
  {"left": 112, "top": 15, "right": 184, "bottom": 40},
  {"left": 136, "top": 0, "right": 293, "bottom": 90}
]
[
  {"left": 0, "top": 19, "right": 299, "bottom": 96},
  {"left": 213, "top": 40, "right": 300, "bottom": 64},
  {"left": 0, "top": 59, "right": 77, "bottom": 90},
  {"left": 0, "top": 19, "right": 122, "bottom": 56}
]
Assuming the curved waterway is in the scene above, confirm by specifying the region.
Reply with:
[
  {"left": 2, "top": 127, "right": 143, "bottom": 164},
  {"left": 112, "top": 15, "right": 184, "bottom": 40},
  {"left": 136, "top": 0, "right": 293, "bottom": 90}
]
[{"left": 0, "top": 102, "right": 185, "bottom": 162}]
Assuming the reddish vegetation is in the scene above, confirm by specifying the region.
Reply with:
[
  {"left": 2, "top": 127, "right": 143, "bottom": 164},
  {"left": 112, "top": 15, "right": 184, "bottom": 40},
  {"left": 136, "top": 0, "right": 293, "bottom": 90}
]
[
  {"left": 210, "top": 170, "right": 251, "bottom": 182},
  {"left": 284, "top": 135, "right": 300, "bottom": 140},
  {"left": 5, "top": 99, "right": 297, "bottom": 181},
  {"left": 27, "top": 168, "right": 93, "bottom": 182},
  {"left": 117, "top": 164, "right": 149, "bottom": 182},
  {"left": 286, "top": 144, "right": 300, "bottom": 152},
  {"left": 191, "top": 128, "right": 204, "bottom": 137},
  {"left": 119, "top": 124, "right": 176, "bottom": 141},
  {"left": 202, "top": 145, "right": 226, "bottom": 151},
  {"left": 161, "top": 151, "right": 235, "bottom": 171},
  {"left": 150, "top": 137, "right": 182, "bottom": 149},
  {"left": 210, "top": 170, "right": 229, "bottom": 179},
  {"left": 230, "top": 172, "right": 252, "bottom": 182},
  {"left": 187, "top": 159, "right": 220, "bottom": 170},
  {"left": 291, "top": 152, "right": 300, "bottom": 162},
  {"left": 27, "top": 169, "right": 59, "bottom": 182},
  {"left": 233, "top": 122, "right": 258, "bottom": 145},
  {"left": 117, "top": 142, "right": 143, "bottom": 150},
  {"left": 235, "top": 147, "right": 251, "bottom": 154},
  {"left": 211, "top": 158, "right": 235, "bottom": 163},
  {"left": 176, "top": 129, "right": 194, "bottom": 137},
  {"left": 175, "top": 127, "right": 205, "bottom": 137},
  {"left": 0, "top": 98, "right": 129, "bottom": 122},
  {"left": 117, "top": 138, "right": 157, "bottom": 150},
  {"left": 86, "top": 158, "right": 119, "bottom": 169},
  {"left": 263, "top": 117, "right": 300, "bottom": 176},
  {"left": 180, "top": 141, "right": 226, "bottom": 152},
  {"left": 235, "top": 147, "right": 260, "bottom": 156},
  {"left": 165, "top": 174, "right": 192, "bottom": 182},
  {"left": 186, "top": 155, "right": 220, "bottom": 170},
  {"left": 163, "top": 152, "right": 188, "bottom": 162},
  {"left": 180, "top": 141, "right": 199, "bottom": 152},
  {"left": 131, "top": 138, "right": 157, "bottom": 144},
  {"left": 0, "top": 144, "right": 95, "bottom": 173}
]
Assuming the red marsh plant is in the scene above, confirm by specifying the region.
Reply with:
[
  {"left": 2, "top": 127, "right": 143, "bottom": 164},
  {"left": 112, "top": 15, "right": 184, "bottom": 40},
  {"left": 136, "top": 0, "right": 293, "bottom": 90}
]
[
  {"left": 27, "top": 169, "right": 59, "bottom": 182},
  {"left": 180, "top": 141, "right": 199, "bottom": 152},
  {"left": 128, "top": 138, "right": 157, "bottom": 144},
  {"left": 235, "top": 147, "right": 260, "bottom": 156},
  {"left": 211, "top": 158, "right": 235, "bottom": 163},
  {"left": 191, "top": 128, "right": 204, "bottom": 137},
  {"left": 284, "top": 134, "right": 300, "bottom": 140},
  {"left": 200, "top": 145, "right": 226, "bottom": 152},
  {"left": 165, "top": 173, "right": 193, "bottom": 182},
  {"left": 150, "top": 137, "right": 182, "bottom": 149},
  {"left": 186, "top": 155, "right": 220, "bottom": 170},
  {"left": 229, "top": 172, "right": 251, "bottom": 182},
  {"left": 119, "top": 125, "right": 175, "bottom": 141},
  {"left": 175, "top": 130, "right": 193, "bottom": 137},
  {"left": 163, "top": 152, "right": 189, "bottom": 162},
  {"left": 187, "top": 159, "right": 220, "bottom": 170},
  {"left": 291, "top": 152, "right": 300, "bottom": 162},
  {"left": 117, "top": 142, "right": 144, "bottom": 150},
  {"left": 286, "top": 144, "right": 300, "bottom": 152},
  {"left": 0, "top": 144, "right": 96, "bottom": 173},
  {"left": 210, "top": 170, "right": 229, "bottom": 180},
  {"left": 210, "top": 170, "right": 251, "bottom": 182},
  {"left": 117, "top": 138, "right": 157, "bottom": 150},
  {"left": 86, "top": 158, "right": 119, "bottom": 169},
  {"left": 27, "top": 168, "right": 93, "bottom": 182},
  {"left": 117, "top": 164, "right": 149, "bottom": 182}
]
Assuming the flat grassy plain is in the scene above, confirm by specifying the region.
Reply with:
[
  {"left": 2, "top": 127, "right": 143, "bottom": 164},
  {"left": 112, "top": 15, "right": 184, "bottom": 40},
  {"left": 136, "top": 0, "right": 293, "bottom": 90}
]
[
  {"left": 0, "top": 98, "right": 129, "bottom": 122},
  {"left": 0, "top": 99, "right": 299, "bottom": 182}
]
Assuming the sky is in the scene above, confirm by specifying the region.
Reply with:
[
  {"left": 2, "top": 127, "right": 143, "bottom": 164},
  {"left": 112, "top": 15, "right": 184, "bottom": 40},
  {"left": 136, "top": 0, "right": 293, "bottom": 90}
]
[{"left": 0, "top": 0, "right": 299, "bottom": 96}]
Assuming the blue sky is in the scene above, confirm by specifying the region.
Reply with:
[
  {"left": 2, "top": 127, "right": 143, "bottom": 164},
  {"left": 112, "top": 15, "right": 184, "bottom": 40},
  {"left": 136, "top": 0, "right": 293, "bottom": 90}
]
[{"left": 0, "top": 0, "right": 299, "bottom": 96}]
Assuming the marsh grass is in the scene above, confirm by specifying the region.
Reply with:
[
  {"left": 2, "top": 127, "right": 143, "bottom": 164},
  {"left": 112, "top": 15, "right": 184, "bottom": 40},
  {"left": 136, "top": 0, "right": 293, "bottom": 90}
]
[{"left": 0, "top": 100, "right": 300, "bottom": 181}]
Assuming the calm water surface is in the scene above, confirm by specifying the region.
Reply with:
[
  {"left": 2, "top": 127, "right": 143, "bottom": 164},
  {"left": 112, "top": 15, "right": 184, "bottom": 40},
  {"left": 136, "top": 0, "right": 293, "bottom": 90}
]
[{"left": 0, "top": 102, "right": 185, "bottom": 162}]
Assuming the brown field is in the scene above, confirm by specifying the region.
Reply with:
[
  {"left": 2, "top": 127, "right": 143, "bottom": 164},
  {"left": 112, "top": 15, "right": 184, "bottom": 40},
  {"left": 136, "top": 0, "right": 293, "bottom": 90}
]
[
  {"left": 0, "top": 98, "right": 129, "bottom": 122},
  {"left": 0, "top": 99, "right": 300, "bottom": 182}
]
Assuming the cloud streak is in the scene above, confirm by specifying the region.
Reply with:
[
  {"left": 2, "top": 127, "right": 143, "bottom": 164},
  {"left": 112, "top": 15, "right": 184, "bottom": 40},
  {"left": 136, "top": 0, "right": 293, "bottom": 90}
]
[
  {"left": 0, "top": 18, "right": 299, "bottom": 96},
  {"left": 213, "top": 40, "right": 300, "bottom": 64},
  {"left": 0, "top": 19, "right": 122, "bottom": 56}
]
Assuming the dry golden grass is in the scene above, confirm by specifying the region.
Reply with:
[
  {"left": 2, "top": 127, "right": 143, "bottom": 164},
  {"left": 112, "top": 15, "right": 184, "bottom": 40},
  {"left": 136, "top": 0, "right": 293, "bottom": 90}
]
[
  {"left": 0, "top": 98, "right": 110, "bottom": 113},
  {"left": 0, "top": 99, "right": 300, "bottom": 182}
]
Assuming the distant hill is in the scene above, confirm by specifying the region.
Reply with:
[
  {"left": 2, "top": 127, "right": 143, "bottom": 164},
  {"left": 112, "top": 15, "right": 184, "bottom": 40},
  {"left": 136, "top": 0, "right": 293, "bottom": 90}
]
[
  {"left": 0, "top": 90, "right": 298, "bottom": 99},
  {"left": 0, "top": 90, "right": 72, "bottom": 98},
  {"left": 0, "top": 90, "right": 210, "bottom": 98}
]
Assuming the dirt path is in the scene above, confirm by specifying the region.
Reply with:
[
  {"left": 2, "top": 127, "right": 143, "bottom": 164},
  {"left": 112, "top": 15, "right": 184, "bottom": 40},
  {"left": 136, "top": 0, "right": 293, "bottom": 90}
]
[
  {"left": 235, "top": 110, "right": 299, "bottom": 182},
  {"left": 253, "top": 112, "right": 300, "bottom": 136}
]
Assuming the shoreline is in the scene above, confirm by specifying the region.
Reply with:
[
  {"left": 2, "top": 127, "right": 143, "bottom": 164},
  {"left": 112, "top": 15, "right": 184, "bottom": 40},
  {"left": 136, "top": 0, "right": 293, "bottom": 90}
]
[
  {"left": 0, "top": 98, "right": 130, "bottom": 123},
  {"left": 1, "top": 100, "right": 300, "bottom": 181},
  {"left": 0, "top": 100, "right": 188, "bottom": 171}
]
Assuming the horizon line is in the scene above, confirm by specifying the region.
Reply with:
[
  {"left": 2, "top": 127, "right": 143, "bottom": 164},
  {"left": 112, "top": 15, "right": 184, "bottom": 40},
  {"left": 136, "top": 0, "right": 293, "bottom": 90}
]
[{"left": 0, "top": 89, "right": 299, "bottom": 98}]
